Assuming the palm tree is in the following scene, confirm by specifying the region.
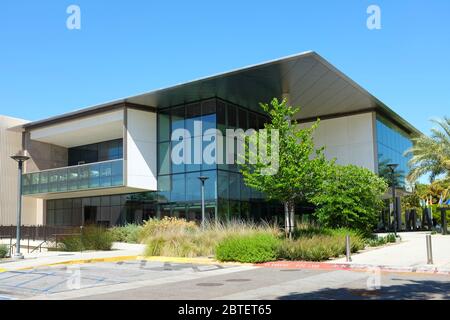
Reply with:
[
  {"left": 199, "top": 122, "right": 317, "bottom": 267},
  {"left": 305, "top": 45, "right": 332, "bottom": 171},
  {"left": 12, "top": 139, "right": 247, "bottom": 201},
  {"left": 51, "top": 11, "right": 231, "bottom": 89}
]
[{"left": 405, "top": 117, "right": 450, "bottom": 182}]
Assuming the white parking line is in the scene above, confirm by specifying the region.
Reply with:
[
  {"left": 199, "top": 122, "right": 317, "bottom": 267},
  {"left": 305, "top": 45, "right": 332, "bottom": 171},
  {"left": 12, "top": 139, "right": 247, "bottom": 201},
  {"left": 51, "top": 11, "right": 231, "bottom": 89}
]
[{"left": 27, "top": 265, "right": 258, "bottom": 300}]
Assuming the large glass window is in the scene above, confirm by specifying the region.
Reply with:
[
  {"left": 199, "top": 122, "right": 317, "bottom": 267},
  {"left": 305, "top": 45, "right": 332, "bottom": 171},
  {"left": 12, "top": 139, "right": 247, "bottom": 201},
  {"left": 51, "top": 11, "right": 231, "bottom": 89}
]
[
  {"left": 46, "top": 192, "right": 157, "bottom": 227},
  {"left": 376, "top": 116, "right": 413, "bottom": 188},
  {"left": 155, "top": 97, "right": 276, "bottom": 223},
  {"left": 23, "top": 160, "right": 124, "bottom": 195},
  {"left": 68, "top": 139, "right": 123, "bottom": 166}
]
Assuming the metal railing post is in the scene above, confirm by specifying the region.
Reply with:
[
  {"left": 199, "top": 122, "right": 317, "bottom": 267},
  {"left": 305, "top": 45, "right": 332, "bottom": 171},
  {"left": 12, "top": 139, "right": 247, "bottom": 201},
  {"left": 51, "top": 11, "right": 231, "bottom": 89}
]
[{"left": 426, "top": 234, "right": 433, "bottom": 265}]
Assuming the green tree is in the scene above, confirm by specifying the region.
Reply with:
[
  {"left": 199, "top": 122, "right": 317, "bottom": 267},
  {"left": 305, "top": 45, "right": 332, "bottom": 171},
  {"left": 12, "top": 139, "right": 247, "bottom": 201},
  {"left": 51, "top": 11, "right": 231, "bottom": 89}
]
[
  {"left": 312, "top": 164, "right": 388, "bottom": 234},
  {"left": 405, "top": 117, "right": 450, "bottom": 182},
  {"left": 239, "top": 98, "right": 328, "bottom": 238}
]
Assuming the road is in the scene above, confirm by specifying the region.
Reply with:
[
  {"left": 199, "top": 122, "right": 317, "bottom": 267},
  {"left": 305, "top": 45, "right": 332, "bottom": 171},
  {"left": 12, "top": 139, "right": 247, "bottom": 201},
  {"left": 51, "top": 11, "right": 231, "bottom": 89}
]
[{"left": 0, "top": 260, "right": 448, "bottom": 300}]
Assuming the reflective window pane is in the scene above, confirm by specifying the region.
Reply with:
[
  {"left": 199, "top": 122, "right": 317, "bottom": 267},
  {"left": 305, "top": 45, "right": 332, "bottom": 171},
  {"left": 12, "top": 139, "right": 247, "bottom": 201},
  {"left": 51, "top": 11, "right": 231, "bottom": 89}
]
[{"left": 158, "top": 110, "right": 171, "bottom": 142}]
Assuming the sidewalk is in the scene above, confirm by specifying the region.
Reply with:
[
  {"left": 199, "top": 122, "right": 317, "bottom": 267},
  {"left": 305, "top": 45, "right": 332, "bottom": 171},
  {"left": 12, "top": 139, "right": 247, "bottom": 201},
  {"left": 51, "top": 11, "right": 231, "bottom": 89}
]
[
  {"left": 0, "top": 242, "right": 145, "bottom": 272},
  {"left": 259, "top": 232, "right": 450, "bottom": 275},
  {"left": 326, "top": 232, "right": 450, "bottom": 273}
]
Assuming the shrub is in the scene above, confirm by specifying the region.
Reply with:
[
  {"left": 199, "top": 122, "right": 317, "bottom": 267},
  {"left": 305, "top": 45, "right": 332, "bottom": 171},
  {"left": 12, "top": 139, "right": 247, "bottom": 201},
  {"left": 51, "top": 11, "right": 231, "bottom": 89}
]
[
  {"left": 140, "top": 217, "right": 198, "bottom": 241},
  {"left": 0, "top": 244, "right": 8, "bottom": 259},
  {"left": 278, "top": 229, "right": 365, "bottom": 262},
  {"left": 109, "top": 224, "right": 143, "bottom": 243},
  {"left": 142, "top": 218, "right": 280, "bottom": 258},
  {"left": 312, "top": 164, "right": 388, "bottom": 233},
  {"left": 215, "top": 233, "right": 280, "bottom": 263},
  {"left": 294, "top": 224, "right": 365, "bottom": 252},
  {"left": 386, "top": 233, "right": 397, "bottom": 243},
  {"left": 294, "top": 223, "right": 331, "bottom": 238},
  {"left": 59, "top": 235, "right": 83, "bottom": 251},
  {"left": 60, "top": 226, "right": 113, "bottom": 251},
  {"left": 365, "top": 233, "right": 397, "bottom": 247}
]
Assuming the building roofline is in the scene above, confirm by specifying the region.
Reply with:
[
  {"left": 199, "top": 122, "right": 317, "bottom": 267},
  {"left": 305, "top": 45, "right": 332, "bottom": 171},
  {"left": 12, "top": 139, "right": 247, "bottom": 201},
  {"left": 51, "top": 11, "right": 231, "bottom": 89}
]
[{"left": 19, "top": 50, "right": 422, "bottom": 137}]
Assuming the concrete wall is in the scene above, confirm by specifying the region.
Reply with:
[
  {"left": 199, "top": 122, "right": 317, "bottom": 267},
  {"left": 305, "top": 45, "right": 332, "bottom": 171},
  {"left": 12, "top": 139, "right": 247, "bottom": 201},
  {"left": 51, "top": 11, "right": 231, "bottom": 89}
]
[
  {"left": 29, "top": 110, "right": 123, "bottom": 147},
  {"left": 298, "top": 112, "right": 377, "bottom": 172},
  {"left": 125, "top": 108, "right": 157, "bottom": 191},
  {"left": 0, "top": 116, "right": 43, "bottom": 226},
  {"left": 24, "top": 131, "right": 68, "bottom": 173}
]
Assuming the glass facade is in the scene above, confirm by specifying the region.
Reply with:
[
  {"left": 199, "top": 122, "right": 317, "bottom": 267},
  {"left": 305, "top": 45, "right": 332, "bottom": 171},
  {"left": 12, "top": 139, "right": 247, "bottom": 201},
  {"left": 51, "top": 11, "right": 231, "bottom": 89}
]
[
  {"left": 43, "top": 98, "right": 283, "bottom": 226},
  {"left": 46, "top": 192, "right": 157, "bottom": 227},
  {"left": 68, "top": 139, "right": 123, "bottom": 166},
  {"left": 156, "top": 97, "right": 281, "bottom": 222},
  {"left": 376, "top": 115, "right": 413, "bottom": 188},
  {"left": 23, "top": 139, "right": 124, "bottom": 196},
  {"left": 23, "top": 159, "right": 124, "bottom": 195}
]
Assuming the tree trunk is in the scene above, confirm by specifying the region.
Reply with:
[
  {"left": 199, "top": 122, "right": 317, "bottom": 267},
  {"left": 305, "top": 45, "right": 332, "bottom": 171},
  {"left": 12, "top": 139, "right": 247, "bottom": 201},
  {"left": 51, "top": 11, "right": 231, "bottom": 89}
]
[
  {"left": 284, "top": 200, "right": 295, "bottom": 239},
  {"left": 289, "top": 201, "right": 295, "bottom": 238},
  {"left": 284, "top": 202, "right": 290, "bottom": 238}
]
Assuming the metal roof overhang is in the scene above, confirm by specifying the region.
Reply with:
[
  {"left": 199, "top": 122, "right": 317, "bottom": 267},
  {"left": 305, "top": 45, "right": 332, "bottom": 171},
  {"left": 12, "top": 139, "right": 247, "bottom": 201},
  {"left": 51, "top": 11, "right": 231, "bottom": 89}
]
[{"left": 21, "top": 51, "right": 421, "bottom": 136}]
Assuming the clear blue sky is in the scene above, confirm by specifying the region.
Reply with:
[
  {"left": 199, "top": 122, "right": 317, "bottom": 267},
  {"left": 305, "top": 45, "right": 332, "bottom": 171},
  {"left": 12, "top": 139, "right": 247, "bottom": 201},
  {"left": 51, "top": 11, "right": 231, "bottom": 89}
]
[{"left": 1, "top": 0, "right": 449, "bottom": 134}]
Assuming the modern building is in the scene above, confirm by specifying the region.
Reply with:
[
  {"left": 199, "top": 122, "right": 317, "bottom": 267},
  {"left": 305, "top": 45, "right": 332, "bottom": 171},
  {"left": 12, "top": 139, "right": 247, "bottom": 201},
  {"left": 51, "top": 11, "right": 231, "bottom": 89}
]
[{"left": 0, "top": 51, "right": 421, "bottom": 227}]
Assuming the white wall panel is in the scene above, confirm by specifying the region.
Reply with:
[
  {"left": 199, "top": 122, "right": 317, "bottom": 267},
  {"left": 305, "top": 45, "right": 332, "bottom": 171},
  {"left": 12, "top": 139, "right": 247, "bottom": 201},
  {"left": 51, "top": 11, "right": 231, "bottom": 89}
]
[
  {"left": 299, "top": 112, "right": 376, "bottom": 172},
  {"left": 126, "top": 109, "right": 157, "bottom": 191}
]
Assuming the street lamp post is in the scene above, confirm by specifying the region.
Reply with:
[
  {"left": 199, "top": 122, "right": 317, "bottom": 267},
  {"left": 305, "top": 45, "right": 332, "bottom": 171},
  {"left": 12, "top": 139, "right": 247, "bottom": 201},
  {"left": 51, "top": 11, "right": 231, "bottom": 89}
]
[
  {"left": 198, "top": 176, "right": 209, "bottom": 228},
  {"left": 10, "top": 151, "right": 30, "bottom": 260},
  {"left": 387, "top": 163, "right": 399, "bottom": 236}
]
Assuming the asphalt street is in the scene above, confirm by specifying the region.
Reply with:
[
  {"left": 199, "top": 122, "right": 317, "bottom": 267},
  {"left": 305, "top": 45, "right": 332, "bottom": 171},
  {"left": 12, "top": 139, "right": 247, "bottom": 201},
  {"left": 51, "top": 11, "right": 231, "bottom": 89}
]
[{"left": 0, "top": 260, "right": 448, "bottom": 300}]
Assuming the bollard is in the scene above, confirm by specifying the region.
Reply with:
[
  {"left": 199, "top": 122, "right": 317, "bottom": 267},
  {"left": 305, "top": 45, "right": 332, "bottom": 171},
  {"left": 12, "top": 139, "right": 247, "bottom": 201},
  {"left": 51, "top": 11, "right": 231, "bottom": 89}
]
[
  {"left": 346, "top": 235, "right": 352, "bottom": 262},
  {"left": 426, "top": 234, "right": 433, "bottom": 265},
  {"left": 80, "top": 226, "right": 84, "bottom": 254}
]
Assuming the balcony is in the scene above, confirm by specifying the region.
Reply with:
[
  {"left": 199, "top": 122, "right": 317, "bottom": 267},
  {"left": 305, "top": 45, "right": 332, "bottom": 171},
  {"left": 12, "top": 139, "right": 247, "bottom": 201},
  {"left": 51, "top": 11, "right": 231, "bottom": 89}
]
[{"left": 22, "top": 159, "right": 124, "bottom": 196}]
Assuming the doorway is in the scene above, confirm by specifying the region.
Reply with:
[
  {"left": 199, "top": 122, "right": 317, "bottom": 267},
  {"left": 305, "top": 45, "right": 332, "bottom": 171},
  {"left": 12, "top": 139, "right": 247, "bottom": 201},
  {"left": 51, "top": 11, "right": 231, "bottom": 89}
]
[{"left": 83, "top": 206, "right": 97, "bottom": 225}]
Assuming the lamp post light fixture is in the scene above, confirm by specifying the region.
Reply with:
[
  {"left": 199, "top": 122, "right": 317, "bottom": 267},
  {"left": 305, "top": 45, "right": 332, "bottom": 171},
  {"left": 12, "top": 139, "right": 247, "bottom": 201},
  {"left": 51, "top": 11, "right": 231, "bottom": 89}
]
[
  {"left": 198, "top": 176, "right": 209, "bottom": 228},
  {"left": 10, "top": 150, "right": 30, "bottom": 260},
  {"left": 387, "top": 163, "right": 399, "bottom": 236}
]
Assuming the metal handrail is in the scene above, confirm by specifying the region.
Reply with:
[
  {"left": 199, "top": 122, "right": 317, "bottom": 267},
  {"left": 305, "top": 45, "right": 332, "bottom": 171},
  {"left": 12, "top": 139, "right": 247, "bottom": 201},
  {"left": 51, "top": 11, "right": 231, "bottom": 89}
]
[
  {"left": 30, "top": 240, "right": 49, "bottom": 254},
  {"left": 24, "top": 158, "right": 123, "bottom": 174}
]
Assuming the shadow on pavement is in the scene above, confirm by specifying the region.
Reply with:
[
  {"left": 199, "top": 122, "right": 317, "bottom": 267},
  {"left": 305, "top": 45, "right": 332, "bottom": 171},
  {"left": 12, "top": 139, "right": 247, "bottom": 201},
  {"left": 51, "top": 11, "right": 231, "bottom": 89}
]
[{"left": 277, "top": 279, "right": 450, "bottom": 300}]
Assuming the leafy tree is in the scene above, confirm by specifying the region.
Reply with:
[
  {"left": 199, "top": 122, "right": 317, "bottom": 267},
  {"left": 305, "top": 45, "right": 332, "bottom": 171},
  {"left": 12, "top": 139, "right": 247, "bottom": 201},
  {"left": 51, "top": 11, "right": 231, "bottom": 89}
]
[
  {"left": 378, "top": 156, "right": 405, "bottom": 186},
  {"left": 405, "top": 117, "right": 450, "bottom": 182},
  {"left": 239, "top": 98, "right": 328, "bottom": 238},
  {"left": 401, "top": 188, "right": 422, "bottom": 212},
  {"left": 416, "top": 180, "right": 450, "bottom": 205},
  {"left": 312, "top": 164, "right": 388, "bottom": 234}
]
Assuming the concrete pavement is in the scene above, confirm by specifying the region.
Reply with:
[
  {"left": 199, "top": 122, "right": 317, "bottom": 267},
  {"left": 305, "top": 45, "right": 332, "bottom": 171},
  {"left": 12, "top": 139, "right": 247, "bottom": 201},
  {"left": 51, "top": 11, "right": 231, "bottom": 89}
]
[
  {"left": 0, "top": 232, "right": 449, "bottom": 300},
  {"left": 328, "top": 232, "right": 450, "bottom": 272},
  {"left": 0, "top": 242, "right": 145, "bottom": 272},
  {"left": 26, "top": 263, "right": 450, "bottom": 300}
]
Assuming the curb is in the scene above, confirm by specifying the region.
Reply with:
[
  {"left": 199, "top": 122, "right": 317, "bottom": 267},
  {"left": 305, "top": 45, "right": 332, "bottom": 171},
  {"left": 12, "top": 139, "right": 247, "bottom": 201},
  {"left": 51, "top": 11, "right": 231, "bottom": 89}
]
[
  {"left": 9, "top": 255, "right": 139, "bottom": 271},
  {"left": 137, "top": 256, "right": 249, "bottom": 266},
  {"left": 257, "top": 261, "right": 450, "bottom": 276},
  {"left": 1, "top": 255, "right": 246, "bottom": 272}
]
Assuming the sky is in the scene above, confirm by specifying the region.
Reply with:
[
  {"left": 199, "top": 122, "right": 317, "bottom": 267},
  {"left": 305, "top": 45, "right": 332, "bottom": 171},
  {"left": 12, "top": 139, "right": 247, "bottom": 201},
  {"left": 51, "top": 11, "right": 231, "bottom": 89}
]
[{"left": 0, "top": 0, "right": 449, "bottom": 135}]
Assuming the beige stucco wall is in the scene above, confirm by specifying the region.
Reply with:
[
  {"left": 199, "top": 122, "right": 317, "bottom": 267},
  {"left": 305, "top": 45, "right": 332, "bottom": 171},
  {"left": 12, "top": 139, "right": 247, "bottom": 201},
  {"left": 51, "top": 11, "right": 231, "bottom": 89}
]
[
  {"left": 0, "top": 116, "right": 43, "bottom": 226},
  {"left": 298, "top": 112, "right": 377, "bottom": 172},
  {"left": 23, "top": 131, "right": 68, "bottom": 173}
]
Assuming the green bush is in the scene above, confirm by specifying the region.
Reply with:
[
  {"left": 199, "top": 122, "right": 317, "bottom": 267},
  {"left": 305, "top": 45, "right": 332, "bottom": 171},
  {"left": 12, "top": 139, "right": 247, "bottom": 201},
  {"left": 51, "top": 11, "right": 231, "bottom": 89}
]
[
  {"left": 278, "top": 228, "right": 365, "bottom": 262},
  {"left": 60, "top": 226, "right": 113, "bottom": 251},
  {"left": 59, "top": 235, "right": 83, "bottom": 251},
  {"left": 109, "top": 224, "right": 143, "bottom": 243},
  {"left": 142, "top": 218, "right": 280, "bottom": 258},
  {"left": 0, "top": 244, "right": 8, "bottom": 259},
  {"left": 312, "top": 164, "right": 388, "bottom": 234},
  {"left": 386, "top": 233, "right": 397, "bottom": 243},
  {"left": 215, "top": 233, "right": 280, "bottom": 263},
  {"left": 365, "top": 233, "right": 397, "bottom": 247}
]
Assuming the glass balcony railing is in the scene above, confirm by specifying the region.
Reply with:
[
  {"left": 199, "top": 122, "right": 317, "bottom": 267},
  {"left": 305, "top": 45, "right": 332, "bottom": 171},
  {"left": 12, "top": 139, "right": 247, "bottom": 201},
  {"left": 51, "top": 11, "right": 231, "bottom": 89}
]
[{"left": 22, "top": 159, "right": 124, "bottom": 195}]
